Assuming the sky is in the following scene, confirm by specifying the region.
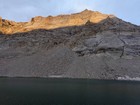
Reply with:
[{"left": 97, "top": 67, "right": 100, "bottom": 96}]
[{"left": 0, "top": 0, "right": 140, "bottom": 25}]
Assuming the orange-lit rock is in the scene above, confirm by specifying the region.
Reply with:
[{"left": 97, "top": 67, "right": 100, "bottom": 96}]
[{"left": 0, "top": 10, "right": 117, "bottom": 34}]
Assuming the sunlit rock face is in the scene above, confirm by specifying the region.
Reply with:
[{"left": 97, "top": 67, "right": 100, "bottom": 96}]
[
  {"left": 0, "top": 9, "right": 124, "bottom": 34},
  {"left": 0, "top": 10, "right": 140, "bottom": 80}
]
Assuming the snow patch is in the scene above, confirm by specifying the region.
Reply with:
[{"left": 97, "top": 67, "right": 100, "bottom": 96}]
[
  {"left": 118, "top": 75, "right": 140, "bottom": 81},
  {"left": 48, "top": 75, "right": 63, "bottom": 78}
]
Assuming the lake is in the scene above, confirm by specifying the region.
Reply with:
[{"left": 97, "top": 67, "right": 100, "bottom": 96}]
[{"left": 0, "top": 78, "right": 140, "bottom": 105}]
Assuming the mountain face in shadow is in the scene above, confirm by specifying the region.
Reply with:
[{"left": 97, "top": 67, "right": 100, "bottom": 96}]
[{"left": 0, "top": 10, "right": 140, "bottom": 80}]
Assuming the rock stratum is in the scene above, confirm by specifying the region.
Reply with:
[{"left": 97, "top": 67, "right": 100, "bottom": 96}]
[{"left": 0, "top": 9, "right": 140, "bottom": 80}]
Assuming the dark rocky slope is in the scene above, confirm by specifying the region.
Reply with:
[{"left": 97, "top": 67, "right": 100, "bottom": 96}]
[{"left": 0, "top": 10, "right": 140, "bottom": 80}]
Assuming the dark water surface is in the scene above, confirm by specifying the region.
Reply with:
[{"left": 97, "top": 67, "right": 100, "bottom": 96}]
[{"left": 0, "top": 78, "right": 140, "bottom": 105}]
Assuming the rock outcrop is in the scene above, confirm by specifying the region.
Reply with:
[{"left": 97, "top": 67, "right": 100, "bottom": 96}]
[
  {"left": 1, "top": 9, "right": 138, "bottom": 34},
  {"left": 0, "top": 10, "right": 140, "bottom": 80}
]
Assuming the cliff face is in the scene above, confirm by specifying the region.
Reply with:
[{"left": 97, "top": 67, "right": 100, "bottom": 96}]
[{"left": 0, "top": 10, "right": 140, "bottom": 80}]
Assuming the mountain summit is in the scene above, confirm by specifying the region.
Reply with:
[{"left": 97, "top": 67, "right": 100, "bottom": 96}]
[{"left": 0, "top": 10, "right": 138, "bottom": 34}]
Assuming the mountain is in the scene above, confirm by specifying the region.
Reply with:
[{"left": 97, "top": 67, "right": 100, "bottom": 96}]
[
  {"left": 0, "top": 9, "right": 139, "bottom": 34},
  {"left": 0, "top": 10, "right": 140, "bottom": 80}
]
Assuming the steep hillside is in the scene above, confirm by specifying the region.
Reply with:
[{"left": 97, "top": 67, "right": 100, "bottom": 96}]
[{"left": 0, "top": 10, "right": 140, "bottom": 80}]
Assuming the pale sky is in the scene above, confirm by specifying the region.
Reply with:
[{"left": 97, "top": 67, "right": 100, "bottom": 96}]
[{"left": 0, "top": 0, "right": 140, "bottom": 25}]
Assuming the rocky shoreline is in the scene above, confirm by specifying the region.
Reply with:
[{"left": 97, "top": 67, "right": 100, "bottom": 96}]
[{"left": 1, "top": 76, "right": 140, "bottom": 81}]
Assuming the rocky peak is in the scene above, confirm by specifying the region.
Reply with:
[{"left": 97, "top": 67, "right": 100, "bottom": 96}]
[
  {"left": 31, "top": 16, "right": 45, "bottom": 23},
  {"left": 0, "top": 10, "right": 139, "bottom": 34},
  {"left": 80, "top": 9, "right": 93, "bottom": 14}
]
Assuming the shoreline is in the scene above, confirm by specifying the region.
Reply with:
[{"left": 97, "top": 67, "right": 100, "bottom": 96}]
[{"left": 0, "top": 76, "right": 140, "bottom": 82}]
